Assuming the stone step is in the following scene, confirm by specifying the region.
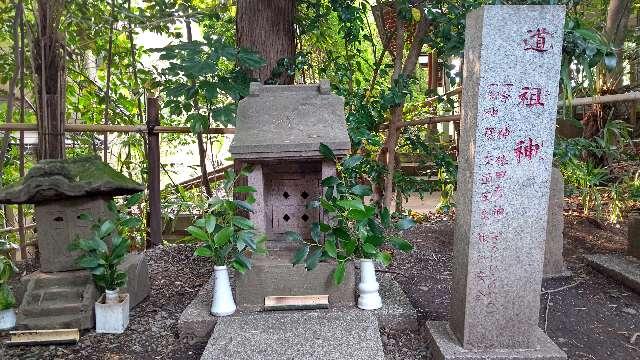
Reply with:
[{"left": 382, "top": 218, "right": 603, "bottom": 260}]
[
  {"left": 200, "top": 309, "right": 385, "bottom": 360},
  {"left": 17, "top": 312, "right": 93, "bottom": 330},
  {"left": 20, "top": 300, "right": 87, "bottom": 317}
]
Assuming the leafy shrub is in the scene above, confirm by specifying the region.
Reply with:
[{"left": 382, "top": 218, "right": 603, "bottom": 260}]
[
  {"left": 188, "top": 168, "right": 266, "bottom": 272},
  {"left": 0, "top": 249, "right": 17, "bottom": 310},
  {"left": 288, "top": 144, "right": 415, "bottom": 285},
  {"left": 69, "top": 194, "right": 143, "bottom": 291}
]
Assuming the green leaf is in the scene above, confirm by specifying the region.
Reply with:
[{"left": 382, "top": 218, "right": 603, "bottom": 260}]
[
  {"left": 396, "top": 217, "right": 416, "bottom": 230},
  {"left": 187, "top": 226, "right": 209, "bottom": 241},
  {"left": 214, "top": 227, "right": 234, "bottom": 246},
  {"left": 376, "top": 251, "right": 392, "bottom": 267},
  {"left": 284, "top": 231, "right": 303, "bottom": 242},
  {"left": 346, "top": 209, "right": 369, "bottom": 221},
  {"left": 319, "top": 143, "right": 336, "bottom": 161},
  {"left": 238, "top": 230, "right": 257, "bottom": 250},
  {"left": 232, "top": 216, "right": 254, "bottom": 230},
  {"left": 380, "top": 207, "right": 391, "bottom": 227},
  {"left": 205, "top": 215, "right": 217, "bottom": 233},
  {"left": 77, "top": 255, "right": 100, "bottom": 268},
  {"left": 337, "top": 199, "right": 365, "bottom": 211},
  {"left": 77, "top": 213, "right": 92, "bottom": 221},
  {"left": 233, "top": 253, "right": 252, "bottom": 274},
  {"left": 390, "top": 236, "right": 413, "bottom": 252},
  {"left": 233, "top": 200, "right": 254, "bottom": 213},
  {"left": 321, "top": 176, "right": 339, "bottom": 187},
  {"left": 120, "top": 217, "right": 142, "bottom": 229},
  {"left": 311, "top": 223, "right": 321, "bottom": 242},
  {"left": 99, "top": 220, "right": 116, "bottom": 238},
  {"left": 292, "top": 245, "right": 309, "bottom": 265},
  {"left": 324, "top": 239, "right": 337, "bottom": 258},
  {"left": 362, "top": 243, "right": 377, "bottom": 254},
  {"left": 194, "top": 246, "right": 214, "bottom": 257},
  {"left": 351, "top": 184, "right": 372, "bottom": 197},
  {"left": 125, "top": 192, "right": 144, "bottom": 207},
  {"left": 305, "top": 249, "right": 323, "bottom": 271},
  {"left": 333, "top": 262, "right": 346, "bottom": 285},
  {"left": 234, "top": 186, "right": 256, "bottom": 194},
  {"left": 341, "top": 155, "right": 363, "bottom": 168}
]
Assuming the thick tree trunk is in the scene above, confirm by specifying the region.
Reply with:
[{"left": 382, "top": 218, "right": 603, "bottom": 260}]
[
  {"left": 236, "top": 0, "right": 296, "bottom": 84},
  {"left": 605, "top": 0, "right": 633, "bottom": 89},
  {"left": 33, "top": 0, "right": 66, "bottom": 160}
]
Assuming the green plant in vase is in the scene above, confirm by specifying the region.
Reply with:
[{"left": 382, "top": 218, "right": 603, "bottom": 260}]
[
  {"left": 288, "top": 144, "right": 415, "bottom": 310},
  {"left": 188, "top": 168, "right": 266, "bottom": 316}
]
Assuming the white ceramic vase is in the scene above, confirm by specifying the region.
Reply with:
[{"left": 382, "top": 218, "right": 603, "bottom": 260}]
[
  {"left": 105, "top": 288, "right": 120, "bottom": 304},
  {"left": 211, "top": 266, "right": 236, "bottom": 316},
  {"left": 357, "top": 259, "right": 382, "bottom": 310},
  {"left": 0, "top": 308, "right": 16, "bottom": 330}
]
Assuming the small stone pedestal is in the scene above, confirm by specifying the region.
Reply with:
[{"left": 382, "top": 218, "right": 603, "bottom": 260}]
[{"left": 426, "top": 6, "right": 566, "bottom": 360}]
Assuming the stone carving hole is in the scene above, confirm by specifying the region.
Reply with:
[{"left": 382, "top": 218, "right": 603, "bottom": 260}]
[
  {"left": 282, "top": 192, "right": 290, "bottom": 199},
  {"left": 54, "top": 216, "right": 64, "bottom": 222},
  {"left": 283, "top": 214, "right": 291, "bottom": 222},
  {"left": 301, "top": 191, "right": 309, "bottom": 199},
  {"left": 301, "top": 214, "right": 309, "bottom": 222}
]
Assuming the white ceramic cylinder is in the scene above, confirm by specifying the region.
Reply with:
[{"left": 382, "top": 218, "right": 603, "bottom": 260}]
[
  {"left": 0, "top": 308, "right": 16, "bottom": 330},
  {"left": 105, "top": 289, "right": 120, "bottom": 304},
  {"left": 211, "top": 266, "right": 236, "bottom": 316},
  {"left": 357, "top": 259, "right": 382, "bottom": 310}
]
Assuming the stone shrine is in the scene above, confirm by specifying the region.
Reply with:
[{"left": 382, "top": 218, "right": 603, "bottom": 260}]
[
  {"left": 0, "top": 156, "right": 150, "bottom": 329},
  {"left": 426, "top": 6, "right": 567, "bottom": 360},
  {"left": 230, "top": 81, "right": 356, "bottom": 307}
]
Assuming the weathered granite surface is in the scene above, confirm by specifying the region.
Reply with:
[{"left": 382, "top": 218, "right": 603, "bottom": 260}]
[
  {"left": 200, "top": 309, "right": 384, "bottom": 360},
  {"left": 229, "top": 81, "right": 351, "bottom": 159},
  {"left": 234, "top": 252, "right": 356, "bottom": 309},
  {"left": 585, "top": 254, "right": 640, "bottom": 294},
  {"left": 543, "top": 168, "right": 570, "bottom": 278},
  {"left": 439, "top": 4, "right": 566, "bottom": 357},
  {"left": 426, "top": 321, "right": 566, "bottom": 360},
  {"left": 0, "top": 155, "right": 144, "bottom": 204}
]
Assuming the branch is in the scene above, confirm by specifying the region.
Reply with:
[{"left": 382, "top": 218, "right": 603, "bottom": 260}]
[{"left": 402, "top": 10, "right": 430, "bottom": 76}]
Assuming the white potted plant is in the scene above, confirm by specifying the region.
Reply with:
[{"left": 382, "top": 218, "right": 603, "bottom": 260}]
[
  {"left": 188, "top": 168, "right": 266, "bottom": 316},
  {"left": 289, "top": 144, "right": 415, "bottom": 310},
  {"left": 0, "top": 250, "right": 18, "bottom": 330},
  {"left": 69, "top": 195, "right": 143, "bottom": 334}
]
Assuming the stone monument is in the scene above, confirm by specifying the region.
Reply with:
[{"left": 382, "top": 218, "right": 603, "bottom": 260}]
[
  {"left": 426, "top": 6, "right": 567, "bottom": 359},
  {"left": 0, "top": 155, "right": 150, "bottom": 329},
  {"left": 543, "top": 168, "right": 570, "bottom": 278},
  {"left": 229, "top": 81, "right": 356, "bottom": 307}
]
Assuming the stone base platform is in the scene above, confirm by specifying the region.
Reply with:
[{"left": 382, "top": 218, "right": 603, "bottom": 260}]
[
  {"left": 178, "top": 273, "right": 416, "bottom": 343},
  {"left": 426, "top": 322, "right": 566, "bottom": 360},
  {"left": 235, "top": 251, "right": 356, "bottom": 309},
  {"left": 16, "top": 253, "right": 150, "bottom": 330},
  {"left": 585, "top": 254, "right": 640, "bottom": 294},
  {"left": 200, "top": 309, "right": 385, "bottom": 360}
]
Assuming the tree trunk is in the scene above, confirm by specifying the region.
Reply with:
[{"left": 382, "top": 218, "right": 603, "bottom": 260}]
[
  {"left": 236, "top": 0, "right": 296, "bottom": 84},
  {"left": 605, "top": 0, "right": 633, "bottom": 90},
  {"left": 33, "top": 0, "right": 66, "bottom": 160}
]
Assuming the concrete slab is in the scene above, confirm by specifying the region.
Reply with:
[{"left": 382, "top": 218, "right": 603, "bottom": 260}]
[
  {"left": 585, "top": 254, "right": 640, "bottom": 294},
  {"left": 426, "top": 321, "right": 566, "bottom": 360},
  {"left": 200, "top": 309, "right": 385, "bottom": 360},
  {"left": 178, "top": 269, "right": 416, "bottom": 343}
]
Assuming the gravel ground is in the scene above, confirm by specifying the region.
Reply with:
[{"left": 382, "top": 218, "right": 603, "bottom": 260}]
[{"left": 4, "top": 212, "right": 640, "bottom": 359}]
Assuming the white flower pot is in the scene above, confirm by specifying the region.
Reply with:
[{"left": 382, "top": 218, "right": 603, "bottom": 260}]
[
  {"left": 211, "top": 266, "right": 236, "bottom": 316},
  {"left": 95, "top": 291, "right": 130, "bottom": 334},
  {"left": 357, "top": 259, "right": 382, "bottom": 310},
  {"left": 105, "top": 288, "right": 120, "bottom": 304},
  {"left": 0, "top": 308, "right": 16, "bottom": 330}
]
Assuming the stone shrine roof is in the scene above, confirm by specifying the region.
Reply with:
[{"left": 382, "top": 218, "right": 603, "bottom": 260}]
[
  {"left": 0, "top": 155, "right": 145, "bottom": 204},
  {"left": 229, "top": 81, "right": 351, "bottom": 159}
]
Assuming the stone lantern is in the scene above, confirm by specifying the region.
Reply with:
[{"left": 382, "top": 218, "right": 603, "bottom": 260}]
[
  {"left": 0, "top": 156, "right": 150, "bottom": 329},
  {"left": 229, "top": 81, "right": 356, "bottom": 307}
]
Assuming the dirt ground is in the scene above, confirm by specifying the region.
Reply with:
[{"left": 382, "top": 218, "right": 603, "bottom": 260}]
[{"left": 4, "top": 212, "right": 640, "bottom": 360}]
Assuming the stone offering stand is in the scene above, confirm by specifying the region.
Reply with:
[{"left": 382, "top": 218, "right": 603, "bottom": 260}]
[{"left": 0, "top": 156, "right": 150, "bottom": 330}]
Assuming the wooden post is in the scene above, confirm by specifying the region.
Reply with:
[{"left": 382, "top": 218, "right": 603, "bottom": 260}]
[{"left": 146, "top": 97, "right": 161, "bottom": 248}]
